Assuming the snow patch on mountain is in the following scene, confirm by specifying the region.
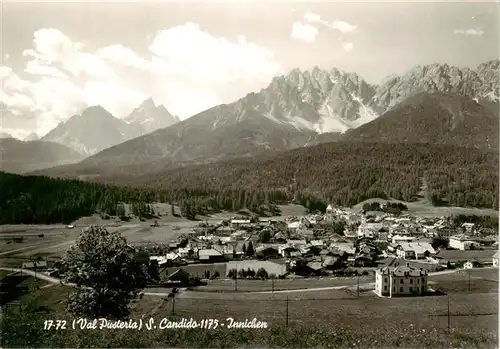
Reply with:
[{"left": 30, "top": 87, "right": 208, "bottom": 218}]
[
  {"left": 483, "top": 91, "right": 499, "bottom": 102},
  {"left": 283, "top": 113, "right": 316, "bottom": 131},
  {"left": 349, "top": 94, "right": 379, "bottom": 128},
  {"left": 263, "top": 112, "right": 285, "bottom": 125},
  {"left": 50, "top": 134, "right": 97, "bottom": 155},
  {"left": 316, "top": 100, "right": 352, "bottom": 133}
]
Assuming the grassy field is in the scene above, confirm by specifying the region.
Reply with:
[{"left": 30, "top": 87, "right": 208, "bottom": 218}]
[
  {"left": 1, "top": 273, "right": 497, "bottom": 348},
  {"left": 173, "top": 263, "right": 229, "bottom": 279},
  {"left": 428, "top": 269, "right": 499, "bottom": 294},
  {"left": 352, "top": 198, "right": 499, "bottom": 218},
  {"left": 195, "top": 276, "right": 373, "bottom": 293},
  {"left": 275, "top": 204, "right": 308, "bottom": 218},
  {"left": 0, "top": 221, "right": 196, "bottom": 261}
]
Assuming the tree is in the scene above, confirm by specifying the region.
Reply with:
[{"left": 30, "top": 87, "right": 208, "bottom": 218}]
[
  {"left": 180, "top": 200, "right": 196, "bottom": 220},
  {"left": 238, "top": 269, "right": 247, "bottom": 278},
  {"left": 147, "top": 260, "right": 160, "bottom": 283},
  {"left": 116, "top": 203, "right": 126, "bottom": 220},
  {"left": 171, "top": 203, "right": 175, "bottom": 216},
  {"left": 135, "top": 250, "right": 150, "bottom": 265},
  {"left": 227, "top": 269, "right": 237, "bottom": 279},
  {"left": 259, "top": 230, "right": 271, "bottom": 243},
  {"left": 61, "top": 226, "right": 148, "bottom": 319},
  {"left": 246, "top": 268, "right": 256, "bottom": 279},
  {"left": 256, "top": 268, "right": 268, "bottom": 279},
  {"left": 331, "top": 220, "right": 346, "bottom": 235},
  {"left": 246, "top": 241, "right": 255, "bottom": 256},
  {"left": 431, "top": 237, "right": 449, "bottom": 250}
]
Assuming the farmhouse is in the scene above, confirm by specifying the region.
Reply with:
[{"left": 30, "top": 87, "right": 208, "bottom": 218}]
[
  {"left": 231, "top": 219, "right": 251, "bottom": 229},
  {"left": 395, "top": 242, "right": 436, "bottom": 260},
  {"left": 198, "top": 249, "right": 225, "bottom": 263},
  {"left": 374, "top": 264, "right": 428, "bottom": 298},
  {"left": 226, "top": 260, "right": 287, "bottom": 277},
  {"left": 449, "top": 235, "right": 481, "bottom": 250},
  {"left": 287, "top": 221, "right": 303, "bottom": 233},
  {"left": 435, "top": 227, "right": 456, "bottom": 238},
  {"left": 430, "top": 250, "right": 497, "bottom": 267},
  {"left": 391, "top": 235, "right": 416, "bottom": 244},
  {"left": 21, "top": 261, "right": 47, "bottom": 270},
  {"left": 163, "top": 268, "right": 191, "bottom": 286},
  {"left": 280, "top": 246, "right": 301, "bottom": 258},
  {"left": 357, "top": 223, "right": 383, "bottom": 239},
  {"left": 255, "top": 245, "right": 281, "bottom": 259},
  {"left": 463, "top": 260, "right": 483, "bottom": 269},
  {"left": 213, "top": 244, "right": 235, "bottom": 260},
  {"left": 331, "top": 242, "right": 355, "bottom": 255},
  {"left": 461, "top": 223, "right": 475, "bottom": 233}
]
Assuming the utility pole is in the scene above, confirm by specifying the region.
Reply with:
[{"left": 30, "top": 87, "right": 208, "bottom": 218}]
[
  {"left": 234, "top": 264, "right": 238, "bottom": 292},
  {"left": 272, "top": 278, "right": 275, "bottom": 293},
  {"left": 171, "top": 294, "right": 176, "bottom": 315},
  {"left": 285, "top": 296, "right": 289, "bottom": 327},
  {"left": 357, "top": 275, "right": 360, "bottom": 297},
  {"left": 447, "top": 294, "right": 450, "bottom": 332}
]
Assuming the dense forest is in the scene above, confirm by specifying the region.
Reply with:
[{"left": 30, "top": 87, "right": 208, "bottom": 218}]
[
  {"left": 0, "top": 142, "right": 498, "bottom": 224},
  {"left": 132, "top": 142, "right": 498, "bottom": 210}
]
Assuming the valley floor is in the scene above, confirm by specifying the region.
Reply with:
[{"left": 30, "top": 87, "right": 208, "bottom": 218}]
[{"left": 0, "top": 268, "right": 497, "bottom": 348}]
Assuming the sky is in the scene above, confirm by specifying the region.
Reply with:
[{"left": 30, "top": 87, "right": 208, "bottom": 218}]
[{"left": 1, "top": 0, "right": 499, "bottom": 138}]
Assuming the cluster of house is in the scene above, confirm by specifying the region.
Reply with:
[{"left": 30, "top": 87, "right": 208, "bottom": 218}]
[{"left": 141, "top": 206, "right": 498, "bottom": 280}]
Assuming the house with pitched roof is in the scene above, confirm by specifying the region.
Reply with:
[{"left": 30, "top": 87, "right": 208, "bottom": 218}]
[
  {"left": 375, "top": 264, "right": 428, "bottom": 298},
  {"left": 395, "top": 242, "right": 436, "bottom": 260},
  {"left": 493, "top": 251, "right": 499, "bottom": 267},
  {"left": 449, "top": 234, "right": 481, "bottom": 250}
]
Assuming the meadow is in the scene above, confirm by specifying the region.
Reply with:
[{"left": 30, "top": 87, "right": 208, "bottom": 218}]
[{"left": 0, "top": 268, "right": 498, "bottom": 348}]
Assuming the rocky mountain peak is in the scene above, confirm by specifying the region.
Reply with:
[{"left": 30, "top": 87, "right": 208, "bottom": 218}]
[
  {"left": 141, "top": 97, "right": 157, "bottom": 108},
  {"left": 124, "top": 97, "right": 179, "bottom": 134},
  {"left": 24, "top": 132, "right": 39, "bottom": 141}
]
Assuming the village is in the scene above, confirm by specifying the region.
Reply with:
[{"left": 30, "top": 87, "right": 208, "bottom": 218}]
[
  {"left": 10, "top": 201, "right": 498, "bottom": 299},
  {"left": 2, "top": 201, "right": 498, "bottom": 348},
  {"left": 36, "top": 201, "right": 494, "bottom": 298}
]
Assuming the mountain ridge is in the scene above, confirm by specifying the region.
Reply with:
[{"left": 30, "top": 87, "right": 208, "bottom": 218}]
[
  {"left": 124, "top": 97, "right": 180, "bottom": 134},
  {"left": 18, "top": 59, "right": 500, "bottom": 177},
  {"left": 40, "top": 105, "right": 145, "bottom": 156},
  {"left": 0, "top": 138, "right": 85, "bottom": 174}
]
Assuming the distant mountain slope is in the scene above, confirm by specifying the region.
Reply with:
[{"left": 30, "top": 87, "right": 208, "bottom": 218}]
[
  {"left": 342, "top": 93, "right": 499, "bottom": 149},
  {"left": 0, "top": 138, "right": 85, "bottom": 174},
  {"left": 33, "top": 60, "right": 499, "bottom": 178},
  {"left": 370, "top": 59, "right": 499, "bottom": 113},
  {"left": 24, "top": 132, "right": 39, "bottom": 141},
  {"left": 0, "top": 131, "right": 13, "bottom": 139},
  {"left": 41, "top": 106, "right": 145, "bottom": 156},
  {"left": 40, "top": 106, "right": 318, "bottom": 177},
  {"left": 120, "top": 142, "right": 498, "bottom": 210},
  {"left": 124, "top": 98, "right": 180, "bottom": 134}
]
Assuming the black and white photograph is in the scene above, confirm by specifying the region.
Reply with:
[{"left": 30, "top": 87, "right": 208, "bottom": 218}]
[{"left": 0, "top": 0, "right": 498, "bottom": 348}]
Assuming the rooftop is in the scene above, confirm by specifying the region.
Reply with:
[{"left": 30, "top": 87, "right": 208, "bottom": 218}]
[
  {"left": 376, "top": 264, "right": 428, "bottom": 277},
  {"left": 434, "top": 249, "right": 497, "bottom": 262}
]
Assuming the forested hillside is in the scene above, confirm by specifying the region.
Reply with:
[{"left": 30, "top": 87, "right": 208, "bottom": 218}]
[
  {"left": 130, "top": 142, "right": 498, "bottom": 209},
  {"left": 1, "top": 142, "right": 497, "bottom": 224}
]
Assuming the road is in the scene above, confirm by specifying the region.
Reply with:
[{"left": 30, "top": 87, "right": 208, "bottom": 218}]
[
  {"left": 4, "top": 266, "right": 494, "bottom": 299},
  {"left": 0, "top": 267, "right": 181, "bottom": 297}
]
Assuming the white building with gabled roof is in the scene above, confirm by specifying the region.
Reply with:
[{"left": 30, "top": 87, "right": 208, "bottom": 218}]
[{"left": 375, "top": 264, "right": 428, "bottom": 298}]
